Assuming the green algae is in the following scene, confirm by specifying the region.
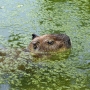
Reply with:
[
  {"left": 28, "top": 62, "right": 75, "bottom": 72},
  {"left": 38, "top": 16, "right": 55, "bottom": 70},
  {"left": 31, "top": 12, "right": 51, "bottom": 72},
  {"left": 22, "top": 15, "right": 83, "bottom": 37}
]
[{"left": 0, "top": 0, "right": 90, "bottom": 90}]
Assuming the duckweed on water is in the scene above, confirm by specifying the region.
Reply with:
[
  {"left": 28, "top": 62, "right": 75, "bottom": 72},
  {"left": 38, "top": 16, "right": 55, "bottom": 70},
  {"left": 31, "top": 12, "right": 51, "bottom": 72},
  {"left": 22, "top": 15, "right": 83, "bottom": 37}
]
[
  {"left": 0, "top": 51, "right": 89, "bottom": 90},
  {"left": 0, "top": 0, "right": 90, "bottom": 90}
]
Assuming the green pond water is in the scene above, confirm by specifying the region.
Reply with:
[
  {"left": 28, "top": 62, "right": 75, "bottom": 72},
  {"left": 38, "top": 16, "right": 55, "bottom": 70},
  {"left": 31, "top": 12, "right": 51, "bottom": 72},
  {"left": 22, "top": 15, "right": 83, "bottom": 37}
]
[{"left": 0, "top": 0, "right": 90, "bottom": 90}]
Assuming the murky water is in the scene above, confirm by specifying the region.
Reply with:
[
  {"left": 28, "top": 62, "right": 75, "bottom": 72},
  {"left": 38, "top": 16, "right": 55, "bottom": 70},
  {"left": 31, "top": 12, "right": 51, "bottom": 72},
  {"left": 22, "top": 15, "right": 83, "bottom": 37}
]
[{"left": 0, "top": 0, "right": 90, "bottom": 90}]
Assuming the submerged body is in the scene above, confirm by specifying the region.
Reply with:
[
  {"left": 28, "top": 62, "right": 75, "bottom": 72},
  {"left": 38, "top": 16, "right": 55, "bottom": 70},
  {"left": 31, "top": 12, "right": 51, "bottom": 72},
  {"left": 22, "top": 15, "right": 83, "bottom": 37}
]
[
  {"left": 28, "top": 34, "right": 71, "bottom": 58},
  {"left": 0, "top": 33, "right": 71, "bottom": 72}
]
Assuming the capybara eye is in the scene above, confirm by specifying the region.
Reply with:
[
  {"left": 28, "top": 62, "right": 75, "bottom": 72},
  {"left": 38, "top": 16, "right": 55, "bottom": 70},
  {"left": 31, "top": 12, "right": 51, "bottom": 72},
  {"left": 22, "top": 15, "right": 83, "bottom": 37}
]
[{"left": 47, "top": 40, "right": 54, "bottom": 45}]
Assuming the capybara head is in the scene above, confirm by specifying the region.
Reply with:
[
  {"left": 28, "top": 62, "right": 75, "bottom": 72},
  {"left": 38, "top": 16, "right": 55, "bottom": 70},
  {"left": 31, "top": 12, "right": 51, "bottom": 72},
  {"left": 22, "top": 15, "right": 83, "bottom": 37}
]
[{"left": 28, "top": 34, "right": 71, "bottom": 58}]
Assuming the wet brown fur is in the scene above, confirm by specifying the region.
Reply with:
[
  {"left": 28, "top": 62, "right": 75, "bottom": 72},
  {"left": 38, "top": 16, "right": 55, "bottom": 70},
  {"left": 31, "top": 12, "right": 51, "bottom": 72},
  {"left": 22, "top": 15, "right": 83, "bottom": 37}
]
[{"left": 28, "top": 34, "right": 71, "bottom": 58}]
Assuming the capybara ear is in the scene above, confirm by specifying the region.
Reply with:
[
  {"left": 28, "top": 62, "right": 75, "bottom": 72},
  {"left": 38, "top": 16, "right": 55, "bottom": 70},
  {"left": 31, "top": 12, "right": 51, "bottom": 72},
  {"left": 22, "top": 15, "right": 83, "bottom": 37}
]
[{"left": 32, "top": 34, "right": 39, "bottom": 40}]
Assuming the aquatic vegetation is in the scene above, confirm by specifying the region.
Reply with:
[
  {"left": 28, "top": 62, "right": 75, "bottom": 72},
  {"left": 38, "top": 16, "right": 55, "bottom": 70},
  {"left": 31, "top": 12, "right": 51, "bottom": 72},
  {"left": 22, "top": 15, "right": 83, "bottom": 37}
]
[{"left": 0, "top": 0, "right": 90, "bottom": 90}]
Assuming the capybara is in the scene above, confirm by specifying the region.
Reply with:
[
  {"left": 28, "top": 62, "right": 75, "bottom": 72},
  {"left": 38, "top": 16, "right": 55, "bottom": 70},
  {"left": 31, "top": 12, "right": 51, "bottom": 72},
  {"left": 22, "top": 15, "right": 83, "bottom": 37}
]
[{"left": 28, "top": 34, "right": 71, "bottom": 58}]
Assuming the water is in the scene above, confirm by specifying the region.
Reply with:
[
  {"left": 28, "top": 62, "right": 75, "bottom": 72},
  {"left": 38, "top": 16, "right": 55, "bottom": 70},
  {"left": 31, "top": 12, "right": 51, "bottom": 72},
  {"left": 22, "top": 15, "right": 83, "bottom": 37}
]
[{"left": 0, "top": 0, "right": 90, "bottom": 90}]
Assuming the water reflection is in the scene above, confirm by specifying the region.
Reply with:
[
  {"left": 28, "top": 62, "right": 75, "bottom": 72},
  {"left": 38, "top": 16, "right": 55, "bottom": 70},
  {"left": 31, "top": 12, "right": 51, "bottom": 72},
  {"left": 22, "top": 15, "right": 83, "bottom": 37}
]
[
  {"left": 0, "top": 84, "right": 10, "bottom": 90},
  {"left": 0, "top": 0, "right": 41, "bottom": 39}
]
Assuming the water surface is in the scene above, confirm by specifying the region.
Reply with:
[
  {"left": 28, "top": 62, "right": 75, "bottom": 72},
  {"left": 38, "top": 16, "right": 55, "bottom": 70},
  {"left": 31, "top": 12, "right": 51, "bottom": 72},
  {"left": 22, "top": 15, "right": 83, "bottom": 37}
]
[{"left": 0, "top": 0, "right": 90, "bottom": 90}]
